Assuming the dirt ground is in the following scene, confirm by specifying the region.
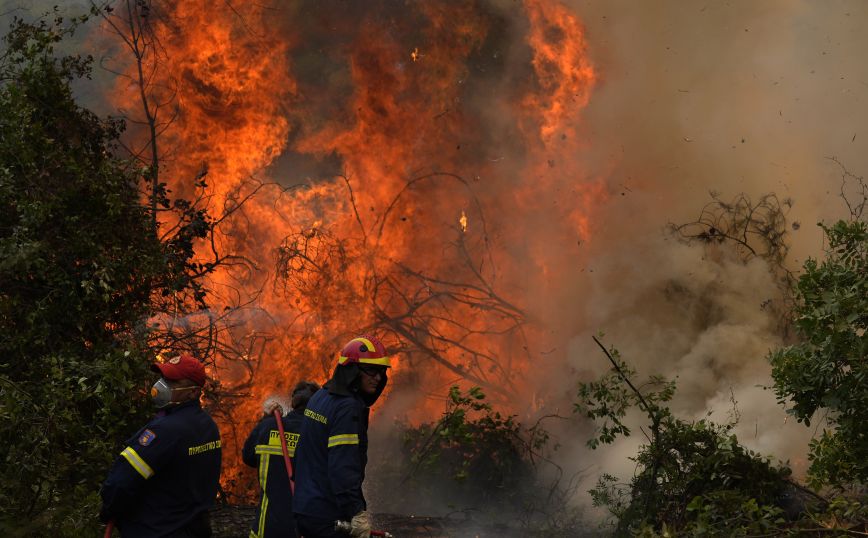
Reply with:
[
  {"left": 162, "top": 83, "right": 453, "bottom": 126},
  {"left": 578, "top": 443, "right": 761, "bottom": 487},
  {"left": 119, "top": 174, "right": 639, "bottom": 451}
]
[{"left": 210, "top": 505, "right": 602, "bottom": 537}]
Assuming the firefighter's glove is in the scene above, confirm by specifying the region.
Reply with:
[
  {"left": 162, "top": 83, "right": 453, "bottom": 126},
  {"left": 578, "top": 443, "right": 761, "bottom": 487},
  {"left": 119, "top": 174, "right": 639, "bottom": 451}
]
[
  {"left": 349, "top": 510, "right": 373, "bottom": 538},
  {"left": 262, "top": 395, "right": 286, "bottom": 416}
]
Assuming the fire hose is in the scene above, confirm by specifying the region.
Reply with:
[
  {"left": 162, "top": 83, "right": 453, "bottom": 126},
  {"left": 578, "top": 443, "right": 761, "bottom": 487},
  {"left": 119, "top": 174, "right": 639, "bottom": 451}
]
[{"left": 273, "top": 408, "right": 296, "bottom": 494}]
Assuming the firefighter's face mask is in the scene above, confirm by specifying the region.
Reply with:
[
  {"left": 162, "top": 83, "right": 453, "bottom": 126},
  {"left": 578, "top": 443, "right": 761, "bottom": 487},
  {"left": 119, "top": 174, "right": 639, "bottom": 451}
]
[
  {"left": 150, "top": 378, "right": 198, "bottom": 408},
  {"left": 150, "top": 378, "right": 174, "bottom": 408}
]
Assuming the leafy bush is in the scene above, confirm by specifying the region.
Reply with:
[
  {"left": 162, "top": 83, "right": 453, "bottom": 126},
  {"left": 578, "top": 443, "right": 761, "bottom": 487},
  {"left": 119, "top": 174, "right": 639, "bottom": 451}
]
[
  {"left": 393, "top": 386, "right": 584, "bottom": 535},
  {"left": 404, "top": 387, "right": 539, "bottom": 485},
  {"left": 769, "top": 219, "right": 867, "bottom": 488},
  {"left": 577, "top": 339, "right": 802, "bottom": 535},
  {"left": 0, "top": 14, "right": 204, "bottom": 535}
]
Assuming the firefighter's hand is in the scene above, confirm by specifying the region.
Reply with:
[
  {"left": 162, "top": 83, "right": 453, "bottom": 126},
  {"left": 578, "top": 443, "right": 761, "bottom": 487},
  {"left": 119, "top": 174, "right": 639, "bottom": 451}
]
[
  {"left": 262, "top": 396, "right": 284, "bottom": 416},
  {"left": 349, "top": 510, "right": 373, "bottom": 538}
]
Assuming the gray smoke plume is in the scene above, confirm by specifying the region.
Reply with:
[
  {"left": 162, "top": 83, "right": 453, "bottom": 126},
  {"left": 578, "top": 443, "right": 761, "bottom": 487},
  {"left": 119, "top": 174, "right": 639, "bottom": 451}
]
[
  {"left": 536, "top": 0, "right": 868, "bottom": 502},
  {"left": 374, "top": 0, "right": 868, "bottom": 522}
]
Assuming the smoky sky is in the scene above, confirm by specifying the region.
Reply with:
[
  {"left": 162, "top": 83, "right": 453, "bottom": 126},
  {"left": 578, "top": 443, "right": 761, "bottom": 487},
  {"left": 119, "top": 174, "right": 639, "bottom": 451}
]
[
  {"left": 378, "top": 0, "right": 868, "bottom": 513},
  {"left": 521, "top": 0, "right": 868, "bottom": 495},
  {"left": 574, "top": 0, "right": 868, "bottom": 241}
]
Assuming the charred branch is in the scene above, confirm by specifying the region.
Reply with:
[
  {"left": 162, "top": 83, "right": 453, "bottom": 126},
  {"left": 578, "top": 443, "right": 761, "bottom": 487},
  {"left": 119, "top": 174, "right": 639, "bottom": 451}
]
[
  {"left": 669, "top": 191, "right": 795, "bottom": 294},
  {"left": 828, "top": 156, "right": 868, "bottom": 221},
  {"left": 271, "top": 172, "right": 527, "bottom": 399}
]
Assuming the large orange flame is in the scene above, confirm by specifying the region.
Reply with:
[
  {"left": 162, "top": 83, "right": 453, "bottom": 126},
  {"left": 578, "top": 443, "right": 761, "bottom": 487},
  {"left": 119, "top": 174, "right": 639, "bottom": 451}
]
[{"left": 103, "top": 0, "right": 602, "bottom": 498}]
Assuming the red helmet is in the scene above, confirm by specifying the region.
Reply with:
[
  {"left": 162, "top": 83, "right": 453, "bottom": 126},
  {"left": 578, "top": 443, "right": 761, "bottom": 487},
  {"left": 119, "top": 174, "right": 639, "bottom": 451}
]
[
  {"left": 337, "top": 335, "right": 391, "bottom": 367},
  {"left": 151, "top": 353, "right": 207, "bottom": 386}
]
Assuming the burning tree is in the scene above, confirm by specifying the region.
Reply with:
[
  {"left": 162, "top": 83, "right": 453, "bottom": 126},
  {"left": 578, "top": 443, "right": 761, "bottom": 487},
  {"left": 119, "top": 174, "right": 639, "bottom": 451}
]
[
  {"left": 273, "top": 172, "right": 527, "bottom": 398},
  {"left": 91, "top": 0, "right": 602, "bottom": 501}
]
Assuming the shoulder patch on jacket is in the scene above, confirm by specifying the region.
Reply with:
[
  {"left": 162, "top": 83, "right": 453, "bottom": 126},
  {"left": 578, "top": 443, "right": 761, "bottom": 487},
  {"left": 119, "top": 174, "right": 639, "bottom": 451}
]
[{"left": 138, "top": 429, "right": 156, "bottom": 446}]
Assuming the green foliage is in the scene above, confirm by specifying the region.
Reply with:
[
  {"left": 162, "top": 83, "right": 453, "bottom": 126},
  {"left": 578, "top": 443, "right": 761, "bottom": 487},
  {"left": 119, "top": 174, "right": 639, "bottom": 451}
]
[
  {"left": 0, "top": 14, "right": 206, "bottom": 535},
  {"left": 769, "top": 219, "right": 868, "bottom": 488},
  {"left": 680, "top": 494, "right": 786, "bottom": 537},
  {"left": 393, "top": 386, "right": 584, "bottom": 535},
  {"left": 576, "top": 345, "right": 675, "bottom": 448},
  {"left": 813, "top": 496, "right": 868, "bottom": 531},
  {"left": 577, "top": 341, "right": 798, "bottom": 536},
  {"left": 402, "top": 386, "right": 540, "bottom": 496}
]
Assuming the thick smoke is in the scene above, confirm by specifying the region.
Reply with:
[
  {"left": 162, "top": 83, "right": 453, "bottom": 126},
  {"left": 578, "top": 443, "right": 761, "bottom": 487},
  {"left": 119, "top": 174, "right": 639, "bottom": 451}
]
[
  {"left": 533, "top": 0, "right": 868, "bottom": 501},
  {"left": 381, "top": 0, "right": 868, "bottom": 520}
]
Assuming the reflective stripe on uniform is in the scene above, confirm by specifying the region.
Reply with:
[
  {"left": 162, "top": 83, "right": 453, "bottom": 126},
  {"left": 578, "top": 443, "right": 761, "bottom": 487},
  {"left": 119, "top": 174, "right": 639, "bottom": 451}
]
[
  {"left": 257, "top": 494, "right": 269, "bottom": 537},
  {"left": 120, "top": 447, "right": 154, "bottom": 479},
  {"left": 327, "top": 433, "right": 359, "bottom": 448},
  {"left": 256, "top": 448, "right": 269, "bottom": 537},
  {"left": 255, "top": 444, "right": 295, "bottom": 457}
]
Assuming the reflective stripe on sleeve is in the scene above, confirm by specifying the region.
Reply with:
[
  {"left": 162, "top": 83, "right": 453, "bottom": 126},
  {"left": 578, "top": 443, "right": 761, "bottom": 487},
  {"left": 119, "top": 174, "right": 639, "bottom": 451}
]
[
  {"left": 327, "top": 433, "right": 360, "bottom": 448},
  {"left": 120, "top": 447, "right": 154, "bottom": 479}
]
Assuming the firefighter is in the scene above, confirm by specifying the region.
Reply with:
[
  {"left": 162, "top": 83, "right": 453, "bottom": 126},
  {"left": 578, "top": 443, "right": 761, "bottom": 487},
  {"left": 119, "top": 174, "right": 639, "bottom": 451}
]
[
  {"left": 99, "top": 354, "right": 222, "bottom": 537},
  {"left": 292, "top": 336, "right": 391, "bottom": 538},
  {"left": 242, "top": 380, "right": 320, "bottom": 538}
]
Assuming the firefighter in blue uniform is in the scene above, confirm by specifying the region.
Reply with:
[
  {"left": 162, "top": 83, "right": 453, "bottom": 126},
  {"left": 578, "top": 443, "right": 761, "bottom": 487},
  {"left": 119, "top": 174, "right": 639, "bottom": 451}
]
[
  {"left": 99, "top": 354, "right": 222, "bottom": 538},
  {"left": 293, "top": 335, "right": 391, "bottom": 538},
  {"left": 242, "top": 380, "right": 320, "bottom": 538}
]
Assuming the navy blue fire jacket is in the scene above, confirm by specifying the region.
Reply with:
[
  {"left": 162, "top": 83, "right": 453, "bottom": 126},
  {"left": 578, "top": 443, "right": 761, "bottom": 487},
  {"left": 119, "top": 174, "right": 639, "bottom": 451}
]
[
  {"left": 242, "top": 409, "right": 304, "bottom": 538},
  {"left": 292, "top": 388, "right": 368, "bottom": 522},
  {"left": 99, "top": 399, "right": 222, "bottom": 538}
]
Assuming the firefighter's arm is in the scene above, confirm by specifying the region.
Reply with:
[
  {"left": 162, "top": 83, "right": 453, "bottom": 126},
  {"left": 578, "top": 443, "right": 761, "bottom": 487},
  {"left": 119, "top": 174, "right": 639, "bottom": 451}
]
[
  {"left": 242, "top": 417, "right": 266, "bottom": 468},
  {"left": 100, "top": 423, "right": 179, "bottom": 520},
  {"left": 99, "top": 453, "right": 144, "bottom": 522},
  {"left": 327, "top": 400, "right": 365, "bottom": 520}
]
